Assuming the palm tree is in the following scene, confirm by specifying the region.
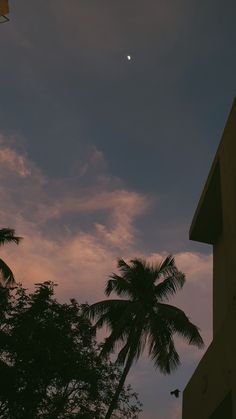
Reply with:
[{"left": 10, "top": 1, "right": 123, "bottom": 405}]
[
  {"left": 87, "top": 255, "right": 204, "bottom": 419},
  {"left": 0, "top": 228, "right": 22, "bottom": 287}
]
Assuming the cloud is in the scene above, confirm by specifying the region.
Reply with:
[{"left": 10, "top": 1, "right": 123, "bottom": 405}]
[
  {"left": 0, "top": 145, "right": 31, "bottom": 178},
  {"left": 0, "top": 142, "right": 212, "bottom": 324},
  {"left": 1, "top": 222, "right": 116, "bottom": 302},
  {"left": 0, "top": 140, "right": 213, "bottom": 419},
  {"left": 94, "top": 189, "right": 149, "bottom": 247},
  {"left": 0, "top": 140, "right": 150, "bottom": 302},
  {"left": 0, "top": 143, "right": 213, "bottom": 370}
]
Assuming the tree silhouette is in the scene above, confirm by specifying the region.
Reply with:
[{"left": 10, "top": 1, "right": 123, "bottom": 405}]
[
  {"left": 87, "top": 255, "right": 204, "bottom": 419},
  {"left": 0, "top": 228, "right": 22, "bottom": 287},
  {"left": 0, "top": 282, "right": 142, "bottom": 418}
]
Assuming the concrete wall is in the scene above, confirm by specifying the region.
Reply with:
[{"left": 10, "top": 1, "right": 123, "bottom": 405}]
[
  {"left": 215, "top": 107, "right": 236, "bottom": 335},
  {"left": 182, "top": 301, "right": 236, "bottom": 418},
  {"left": 182, "top": 98, "right": 236, "bottom": 419}
]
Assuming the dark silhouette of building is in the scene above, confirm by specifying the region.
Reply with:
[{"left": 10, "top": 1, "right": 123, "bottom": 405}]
[{"left": 182, "top": 98, "right": 236, "bottom": 419}]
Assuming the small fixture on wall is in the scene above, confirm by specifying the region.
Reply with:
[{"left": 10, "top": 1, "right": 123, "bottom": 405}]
[{"left": 0, "top": 0, "right": 9, "bottom": 23}]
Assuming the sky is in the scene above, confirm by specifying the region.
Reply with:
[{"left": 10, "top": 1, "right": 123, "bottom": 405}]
[{"left": 0, "top": 1, "right": 236, "bottom": 417}]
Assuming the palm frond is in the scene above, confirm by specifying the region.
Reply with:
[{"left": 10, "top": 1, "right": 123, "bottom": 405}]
[
  {"left": 148, "top": 313, "right": 180, "bottom": 374},
  {"left": 155, "top": 270, "right": 185, "bottom": 301},
  {"left": 117, "top": 258, "right": 132, "bottom": 276},
  {"left": 116, "top": 341, "right": 130, "bottom": 365},
  {"left": 0, "top": 259, "right": 15, "bottom": 287},
  {"left": 129, "top": 258, "right": 147, "bottom": 270},
  {"left": 159, "top": 255, "right": 175, "bottom": 269},
  {"left": 0, "top": 228, "right": 22, "bottom": 246},
  {"left": 116, "top": 318, "right": 147, "bottom": 366},
  {"left": 130, "top": 258, "right": 151, "bottom": 282},
  {"left": 85, "top": 299, "right": 130, "bottom": 322},
  {"left": 100, "top": 327, "right": 130, "bottom": 358},
  {"left": 105, "top": 274, "right": 132, "bottom": 297},
  {"left": 157, "top": 303, "right": 204, "bottom": 348},
  {"left": 132, "top": 330, "right": 147, "bottom": 362},
  {"left": 154, "top": 255, "right": 179, "bottom": 280},
  {"left": 99, "top": 308, "right": 143, "bottom": 359},
  {"left": 151, "top": 338, "right": 180, "bottom": 374},
  {"left": 94, "top": 306, "right": 132, "bottom": 332},
  {"left": 100, "top": 334, "right": 119, "bottom": 358}
]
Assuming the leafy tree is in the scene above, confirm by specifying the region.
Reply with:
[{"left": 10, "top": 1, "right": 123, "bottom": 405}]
[
  {"left": 0, "top": 282, "right": 142, "bottom": 418},
  {"left": 0, "top": 228, "right": 22, "bottom": 287},
  {"left": 87, "top": 255, "right": 204, "bottom": 419}
]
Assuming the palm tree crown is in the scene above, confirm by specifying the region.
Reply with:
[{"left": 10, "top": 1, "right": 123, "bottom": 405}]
[
  {"left": 0, "top": 228, "right": 22, "bottom": 287},
  {"left": 88, "top": 255, "right": 204, "bottom": 418}
]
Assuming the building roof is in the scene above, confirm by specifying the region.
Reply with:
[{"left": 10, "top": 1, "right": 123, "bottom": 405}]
[{"left": 189, "top": 97, "right": 236, "bottom": 245}]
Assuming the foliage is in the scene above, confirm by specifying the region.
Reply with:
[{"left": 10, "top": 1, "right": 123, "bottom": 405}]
[
  {"left": 87, "top": 256, "right": 204, "bottom": 418},
  {"left": 0, "top": 228, "right": 22, "bottom": 287},
  {"left": 0, "top": 282, "right": 142, "bottom": 418}
]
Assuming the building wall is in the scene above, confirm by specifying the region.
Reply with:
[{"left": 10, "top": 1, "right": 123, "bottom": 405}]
[
  {"left": 213, "top": 99, "right": 236, "bottom": 336},
  {"left": 182, "top": 98, "right": 236, "bottom": 419},
  {"left": 182, "top": 302, "right": 236, "bottom": 418}
]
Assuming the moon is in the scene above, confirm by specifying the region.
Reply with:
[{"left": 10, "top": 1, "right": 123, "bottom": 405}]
[{"left": 127, "top": 55, "right": 131, "bottom": 61}]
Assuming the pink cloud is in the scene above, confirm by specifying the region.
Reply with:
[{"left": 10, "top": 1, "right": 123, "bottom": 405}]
[
  {"left": 0, "top": 141, "right": 150, "bottom": 303},
  {"left": 0, "top": 142, "right": 214, "bottom": 419},
  {"left": 0, "top": 141, "right": 213, "bottom": 419},
  {"left": 0, "top": 146, "right": 31, "bottom": 178},
  {"left": 0, "top": 144, "right": 213, "bottom": 336}
]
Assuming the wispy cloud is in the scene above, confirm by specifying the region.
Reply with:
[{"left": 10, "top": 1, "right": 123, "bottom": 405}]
[
  {"left": 0, "top": 145, "right": 31, "bottom": 178},
  {"left": 0, "top": 138, "right": 212, "bottom": 314},
  {"left": 0, "top": 139, "right": 150, "bottom": 301},
  {"left": 0, "top": 139, "right": 212, "bottom": 419}
]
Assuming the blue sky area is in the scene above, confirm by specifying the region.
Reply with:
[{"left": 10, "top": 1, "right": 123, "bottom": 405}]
[{"left": 0, "top": 1, "right": 236, "bottom": 418}]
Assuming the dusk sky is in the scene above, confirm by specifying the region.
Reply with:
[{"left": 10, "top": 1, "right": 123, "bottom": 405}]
[{"left": 0, "top": 1, "right": 236, "bottom": 418}]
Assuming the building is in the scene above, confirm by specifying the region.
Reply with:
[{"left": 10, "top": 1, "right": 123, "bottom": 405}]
[
  {"left": 0, "top": 0, "right": 9, "bottom": 23},
  {"left": 182, "top": 98, "right": 236, "bottom": 419}
]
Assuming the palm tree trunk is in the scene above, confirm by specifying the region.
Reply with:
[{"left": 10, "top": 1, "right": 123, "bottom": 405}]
[{"left": 104, "top": 356, "right": 133, "bottom": 419}]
